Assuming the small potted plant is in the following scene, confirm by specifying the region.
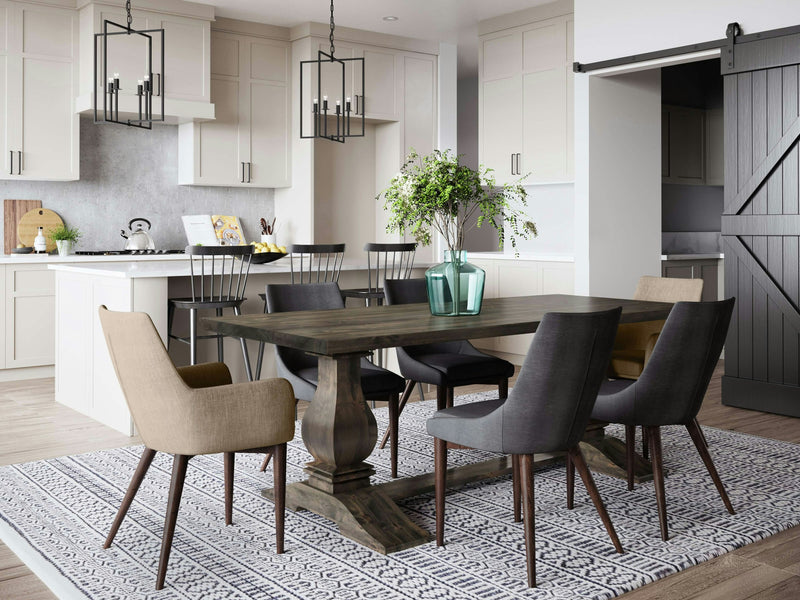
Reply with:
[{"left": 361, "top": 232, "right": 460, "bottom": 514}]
[
  {"left": 379, "top": 149, "right": 537, "bottom": 316},
  {"left": 48, "top": 224, "right": 82, "bottom": 256}
]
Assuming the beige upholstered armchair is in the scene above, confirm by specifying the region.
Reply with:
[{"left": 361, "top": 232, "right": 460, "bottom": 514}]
[
  {"left": 98, "top": 306, "right": 296, "bottom": 590},
  {"left": 609, "top": 276, "right": 704, "bottom": 380}
]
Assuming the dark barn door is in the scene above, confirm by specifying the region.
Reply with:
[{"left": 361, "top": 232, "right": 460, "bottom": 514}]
[{"left": 721, "top": 24, "right": 800, "bottom": 415}]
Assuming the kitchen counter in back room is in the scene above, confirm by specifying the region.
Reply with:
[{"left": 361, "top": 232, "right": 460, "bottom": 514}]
[{"left": 49, "top": 258, "right": 429, "bottom": 435}]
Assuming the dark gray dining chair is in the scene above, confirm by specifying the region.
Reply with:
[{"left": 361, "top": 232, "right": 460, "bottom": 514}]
[
  {"left": 590, "top": 298, "right": 736, "bottom": 541},
  {"left": 167, "top": 245, "right": 254, "bottom": 380},
  {"left": 379, "top": 278, "right": 515, "bottom": 452},
  {"left": 255, "top": 243, "right": 346, "bottom": 380},
  {"left": 258, "top": 282, "right": 407, "bottom": 477},
  {"left": 427, "top": 307, "right": 623, "bottom": 588}
]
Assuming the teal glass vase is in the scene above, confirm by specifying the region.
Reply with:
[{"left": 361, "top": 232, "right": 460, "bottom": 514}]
[{"left": 424, "top": 250, "right": 486, "bottom": 316}]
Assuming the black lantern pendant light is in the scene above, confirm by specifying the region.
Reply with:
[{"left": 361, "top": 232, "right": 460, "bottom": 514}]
[
  {"left": 300, "top": 0, "right": 365, "bottom": 143},
  {"left": 93, "top": 0, "right": 165, "bottom": 129}
]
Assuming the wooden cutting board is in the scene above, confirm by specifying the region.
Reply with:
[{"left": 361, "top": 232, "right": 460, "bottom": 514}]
[
  {"left": 4, "top": 199, "right": 42, "bottom": 253},
  {"left": 17, "top": 208, "right": 64, "bottom": 253}
]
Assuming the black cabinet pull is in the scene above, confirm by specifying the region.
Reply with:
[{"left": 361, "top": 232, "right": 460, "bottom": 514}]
[
  {"left": 241, "top": 162, "right": 245, "bottom": 183},
  {"left": 511, "top": 153, "right": 515, "bottom": 175},
  {"left": 516, "top": 153, "right": 521, "bottom": 175},
  {"left": 17, "top": 151, "right": 21, "bottom": 175},
  {"left": 247, "top": 162, "right": 252, "bottom": 183},
  {"left": 9, "top": 151, "right": 12, "bottom": 175}
]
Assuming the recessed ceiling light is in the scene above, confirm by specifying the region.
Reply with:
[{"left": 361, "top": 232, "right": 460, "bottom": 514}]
[{"left": 382, "top": 16, "right": 399, "bottom": 21}]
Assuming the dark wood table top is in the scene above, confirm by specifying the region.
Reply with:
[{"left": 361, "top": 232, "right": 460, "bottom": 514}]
[{"left": 203, "top": 294, "right": 673, "bottom": 356}]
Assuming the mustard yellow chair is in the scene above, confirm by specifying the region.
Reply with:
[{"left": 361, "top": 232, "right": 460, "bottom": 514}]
[
  {"left": 98, "top": 306, "right": 296, "bottom": 590},
  {"left": 609, "top": 276, "right": 704, "bottom": 380},
  {"left": 608, "top": 276, "right": 704, "bottom": 461}
]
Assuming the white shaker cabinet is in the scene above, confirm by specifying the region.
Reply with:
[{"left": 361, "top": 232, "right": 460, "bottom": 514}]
[
  {"left": 0, "top": 1, "right": 78, "bottom": 181},
  {"left": 76, "top": 2, "right": 214, "bottom": 123},
  {"left": 179, "top": 27, "right": 290, "bottom": 188},
  {"left": 3, "top": 264, "right": 55, "bottom": 369},
  {"left": 479, "top": 12, "right": 573, "bottom": 185}
]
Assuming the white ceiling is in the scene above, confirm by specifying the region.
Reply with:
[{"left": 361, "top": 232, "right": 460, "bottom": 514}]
[{"left": 194, "top": 0, "right": 553, "bottom": 73}]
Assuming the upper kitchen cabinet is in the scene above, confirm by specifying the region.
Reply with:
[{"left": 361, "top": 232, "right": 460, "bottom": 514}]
[
  {"left": 478, "top": 1, "right": 573, "bottom": 185},
  {"left": 178, "top": 20, "right": 291, "bottom": 188},
  {"left": 0, "top": 1, "right": 78, "bottom": 181},
  {"left": 76, "top": 0, "right": 215, "bottom": 123},
  {"left": 662, "top": 105, "right": 705, "bottom": 185}
]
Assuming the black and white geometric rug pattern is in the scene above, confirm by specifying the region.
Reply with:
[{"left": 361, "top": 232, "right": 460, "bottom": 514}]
[{"left": 2, "top": 391, "right": 800, "bottom": 600}]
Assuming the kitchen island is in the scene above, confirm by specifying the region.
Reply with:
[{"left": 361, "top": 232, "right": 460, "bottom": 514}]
[{"left": 49, "top": 258, "right": 425, "bottom": 435}]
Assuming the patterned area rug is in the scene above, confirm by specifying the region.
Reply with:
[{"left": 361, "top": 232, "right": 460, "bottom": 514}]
[{"left": 2, "top": 391, "right": 800, "bottom": 600}]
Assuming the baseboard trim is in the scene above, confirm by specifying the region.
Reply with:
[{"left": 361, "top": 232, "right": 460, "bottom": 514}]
[
  {"left": 722, "top": 375, "right": 800, "bottom": 417},
  {"left": 0, "top": 365, "right": 54, "bottom": 382}
]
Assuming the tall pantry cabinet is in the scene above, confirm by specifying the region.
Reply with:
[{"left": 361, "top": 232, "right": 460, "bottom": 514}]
[{"left": 479, "top": 2, "right": 573, "bottom": 185}]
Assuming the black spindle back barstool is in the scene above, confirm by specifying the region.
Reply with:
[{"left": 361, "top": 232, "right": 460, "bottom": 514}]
[
  {"left": 167, "top": 245, "right": 254, "bottom": 380},
  {"left": 341, "top": 242, "right": 417, "bottom": 307}
]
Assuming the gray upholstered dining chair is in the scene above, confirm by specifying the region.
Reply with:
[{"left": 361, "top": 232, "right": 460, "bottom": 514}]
[
  {"left": 590, "top": 298, "right": 736, "bottom": 541},
  {"left": 427, "top": 307, "right": 624, "bottom": 588},
  {"left": 98, "top": 306, "right": 295, "bottom": 590},
  {"left": 379, "top": 278, "right": 515, "bottom": 453},
  {"left": 254, "top": 243, "right": 346, "bottom": 381},
  {"left": 258, "top": 282, "right": 407, "bottom": 477},
  {"left": 167, "top": 245, "right": 255, "bottom": 380}
]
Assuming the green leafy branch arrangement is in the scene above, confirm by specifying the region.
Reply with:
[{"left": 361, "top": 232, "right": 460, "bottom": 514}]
[{"left": 378, "top": 149, "right": 537, "bottom": 256}]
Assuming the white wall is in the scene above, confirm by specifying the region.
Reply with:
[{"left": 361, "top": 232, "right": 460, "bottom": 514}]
[
  {"left": 574, "top": 69, "right": 662, "bottom": 297},
  {"left": 574, "top": 0, "right": 800, "bottom": 65}
]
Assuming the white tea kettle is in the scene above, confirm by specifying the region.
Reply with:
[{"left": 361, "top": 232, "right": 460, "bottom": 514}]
[{"left": 121, "top": 218, "right": 156, "bottom": 250}]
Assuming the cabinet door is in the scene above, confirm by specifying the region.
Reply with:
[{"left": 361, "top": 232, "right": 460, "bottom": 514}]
[
  {"left": 667, "top": 106, "right": 705, "bottom": 184},
  {"left": 5, "top": 266, "right": 55, "bottom": 368},
  {"left": 194, "top": 33, "right": 243, "bottom": 185},
  {"left": 18, "top": 6, "right": 77, "bottom": 180},
  {"left": 705, "top": 108, "right": 724, "bottom": 186},
  {"left": 520, "top": 20, "right": 569, "bottom": 182},
  {"left": 360, "top": 45, "right": 398, "bottom": 120},
  {"left": 403, "top": 54, "right": 435, "bottom": 158},
  {"left": 247, "top": 38, "right": 290, "bottom": 187},
  {"left": 152, "top": 15, "right": 210, "bottom": 102},
  {"left": 481, "top": 30, "right": 521, "bottom": 82},
  {"left": 481, "top": 76, "right": 522, "bottom": 185}
]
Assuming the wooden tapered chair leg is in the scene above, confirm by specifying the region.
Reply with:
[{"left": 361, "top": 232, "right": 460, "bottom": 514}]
[
  {"left": 436, "top": 385, "right": 447, "bottom": 411},
  {"left": 642, "top": 426, "right": 650, "bottom": 460},
  {"left": 379, "top": 380, "right": 415, "bottom": 450},
  {"left": 389, "top": 393, "right": 399, "bottom": 478},
  {"left": 693, "top": 418, "right": 709, "bottom": 448},
  {"left": 104, "top": 448, "right": 157, "bottom": 549},
  {"left": 273, "top": 443, "right": 287, "bottom": 554},
  {"left": 568, "top": 446, "right": 624, "bottom": 554},
  {"left": 686, "top": 420, "right": 734, "bottom": 514},
  {"left": 520, "top": 454, "right": 536, "bottom": 588},
  {"left": 156, "top": 454, "right": 190, "bottom": 591},
  {"left": 446, "top": 386, "right": 454, "bottom": 409},
  {"left": 566, "top": 451, "right": 575, "bottom": 509},
  {"left": 224, "top": 452, "right": 234, "bottom": 525},
  {"left": 434, "top": 437, "right": 447, "bottom": 547},
  {"left": 647, "top": 426, "right": 669, "bottom": 541},
  {"left": 625, "top": 424, "right": 636, "bottom": 491},
  {"left": 259, "top": 449, "right": 274, "bottom": 472},
  {"left": 512, "top": 454, "right": 521, "bottom": 522}
]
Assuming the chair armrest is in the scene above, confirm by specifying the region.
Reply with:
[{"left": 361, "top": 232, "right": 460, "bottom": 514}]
[
  {"left": 176, "top": 362, "right": 232, "bottom": 388},
  {"left": 644, "top": 332, "right": 660, "bottom": 365},
  {"left": 169, "top": 377, "right": 297, "bottom": 455}
]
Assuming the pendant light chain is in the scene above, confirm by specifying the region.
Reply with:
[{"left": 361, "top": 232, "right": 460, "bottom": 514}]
[
  {"left": 125, "top": 0, "right": 132, "bottom": 30},
  {"left": 329, "top": 0, "right": 335, "bottom": 57}
]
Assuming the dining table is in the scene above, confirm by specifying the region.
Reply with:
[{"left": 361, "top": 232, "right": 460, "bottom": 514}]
[{"left": 204, "top": 294, "right": 673, "bottom": 554}]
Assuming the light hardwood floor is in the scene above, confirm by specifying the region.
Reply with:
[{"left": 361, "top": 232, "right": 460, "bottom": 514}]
[{"left": 1, "top": 364, "right": 799, "bottom": 599}]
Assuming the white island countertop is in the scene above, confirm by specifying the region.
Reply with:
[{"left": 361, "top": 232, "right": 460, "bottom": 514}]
[{"left": 48, "top": 258, "right": 383, "bottom": 278}]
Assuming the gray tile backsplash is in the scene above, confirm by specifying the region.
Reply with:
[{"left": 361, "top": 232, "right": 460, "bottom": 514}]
[
  {"left": 662, "top": 231, "right": 722, "bottom": 254},
  {"left": 2, "top": 115, "right": 275, "bottom": 251}
]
